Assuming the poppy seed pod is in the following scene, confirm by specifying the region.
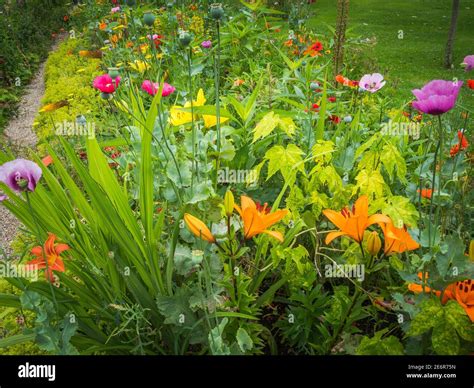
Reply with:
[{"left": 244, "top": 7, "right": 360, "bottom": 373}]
[
  {"left": 210, "top": 3, "right": 224, "bottom": 20},
  {"left": 100, "top": 92, "right": 112, "bottom": 100},
  {"left": 310, "top": 82, "right": 319, "bottom": 91},
  {"left": 108, "top": 67, "right": 120, "bottom": 80},
  {"left": 143, "top": 12, "right": 156, "bottom": 26},
  {"left": 367, "top": 231, "right": 382, "bottom": 256},
  {"left": 179, "top": 31, "right": 192, "bottom": 46}
]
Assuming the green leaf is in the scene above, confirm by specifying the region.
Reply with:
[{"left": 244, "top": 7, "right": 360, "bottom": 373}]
[
  {"left": 236, "top": 327, "right": 253, "bottom": 353},
  {"left": 264, "top": 144, "right": 304, "bottom": 182},
  {"left": 0, "top": 333, "right": 36, "bottom": 349},
  {"left": 252, "top": 112, "right": 295, "bottom": 143},
  {"left": 444, "top": 300, "right": 474, "bottom": 342},
  {"left": 372, "top": 196, "right": 419, "bottom": 227},
  {"left": 356, "top": 330, "right": 404, "bottom": 355},
  {"left": 353, "top": 169, "right": 386, "bottom": 198},
  {"left": 407, "top": 298, "right": 443, "bottom": 336},
  {"left": 380, "top": 142, "right": 407, "bottom": 183},
  {"left": 432, "top": 320, "right": 459, "bottom": 355}
]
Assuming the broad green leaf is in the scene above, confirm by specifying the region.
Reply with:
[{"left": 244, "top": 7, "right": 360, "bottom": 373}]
[
  {"left": 432, "top": 320, "right": 459, "bottom": 355},
  {"left": 353, "top": 169, "right": 386, "bottom": 198},
  {"left": 372, "top": 196, "right": 419, "bottom": 227},
  {"left": 264, "top": 144, "right": 305, "bottom": 182},
  {"left": 380, "top": 143, "right": 407, "bottom": 183},
  {"left": 252, "top": 112, "right": 296, "bottom": 143},
  {"left": 356, "top": 330, "right": 404, "bottom": 355},
  {"left": 407, "top": 298, "right": 443, "bottom": 336}
]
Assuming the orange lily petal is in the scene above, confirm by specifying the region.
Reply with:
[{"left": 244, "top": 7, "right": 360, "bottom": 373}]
[
  {"left": 55, "top": 244, "right": 70, "bottom": 255},
  {"left": 262, "top": 230, "right": 284, "bottom": 242},
  {"left": 240, "top": 196, "right": 256, "bottom": 211},
  {"left": 261, "top": 209, "right": 288, "bottom": 229},
  {"left": 322, "top": 209, "right": 347, "bottom": 231},
  {"left": 325, "top": 231, "right": 347, "bottom": 244}
]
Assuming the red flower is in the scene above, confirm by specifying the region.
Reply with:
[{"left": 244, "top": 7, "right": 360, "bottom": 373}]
[
  {"left": 417, "top": 188, "right": 432, "bottom": 199},
  {"left": 468, "top": 80, "right": 474, "bottom": 89},
  {"left": 450, "top": 131, "right": 469, "bottom": 157},
  {"left": 329, "top": 115, "right": 341, "bottom": 124},
  {"left": 328, "top": 96, "right": 336, "bottom": 103},
  {"left": 303, "top": 41, "right": 323, "bottom": 57},
  {"left": 27, "top": 233, "right": 69, "bottom": 283},
  {"left": 311, "top": 103, "right": 320, "bottom": 112}
]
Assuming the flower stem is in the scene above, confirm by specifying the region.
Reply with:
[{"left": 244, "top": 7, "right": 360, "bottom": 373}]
[
  {"left": 187, "top": 46, "right": 197, "bottom": 192},
  {"left": 214, "top": 20, "right": 222, "bottom": 189}
]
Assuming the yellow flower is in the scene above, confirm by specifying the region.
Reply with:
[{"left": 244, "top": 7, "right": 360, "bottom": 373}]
[
  {"left": 129, "top": 60, "right": 150, "bottom": 73},
  {"left": 170, "top": 89, "right": 230, "bottom": 128}
]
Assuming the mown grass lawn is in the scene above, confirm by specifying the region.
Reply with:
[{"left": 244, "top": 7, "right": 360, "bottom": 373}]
[{"left": 308, "top": 0, "right": 474, "bottom": 110}]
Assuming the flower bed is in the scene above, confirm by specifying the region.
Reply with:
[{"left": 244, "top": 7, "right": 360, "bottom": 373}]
[{"left": 0, "top": 1, "right": 472, "bottom": 356}]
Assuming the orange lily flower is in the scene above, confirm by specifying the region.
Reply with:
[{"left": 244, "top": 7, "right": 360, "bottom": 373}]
[
  {"left": 322, "top": 195, "right": 390, "bottom": 244},
  {"left": 380, "top": 221, "right": 420, "bottom": 254},
  {"left": 407, "top": 272, "right": 441, "bottom": 296},
  {"left": 443, "top": 280, "right": 474, "bottom": 322},
  {"left": 26, "top": 233, "right": 69, "bottom": 282},
  {"left": 184, "top": 214, "right": 216, "bottom": 243},
  {"left": 234, "top": 196, "right": 288, "bottom": 242},
  {"left": 408, "top": 273, "right": 474, "bottom": 322}
]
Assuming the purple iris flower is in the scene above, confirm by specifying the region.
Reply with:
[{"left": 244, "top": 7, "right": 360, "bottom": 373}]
[
  {"left": 0, "top": 159, "right": 42, "bottom": 201},
  {"left": 411, "top": 80, "right": 463, "bottom": 116}
]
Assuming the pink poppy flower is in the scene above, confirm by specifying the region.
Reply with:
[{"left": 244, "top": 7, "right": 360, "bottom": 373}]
[
  {"left": 411, "top": 80, "right": 463, "bottom": 116},
  {"left": 359, "top": 73, "right": 386, "bottom": 93},
  {"left": 141, "top": 80, "right": 176, "bottom": 97},
  {"left": 93, "top": 74, "right": 121, "bottom": 93}
]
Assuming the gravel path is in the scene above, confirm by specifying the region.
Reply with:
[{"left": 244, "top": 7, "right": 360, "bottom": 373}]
[{"left": 0, "top": 36, "right": 66, "bottom": 259}]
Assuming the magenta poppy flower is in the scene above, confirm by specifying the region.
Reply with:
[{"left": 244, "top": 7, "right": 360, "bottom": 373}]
[
  {"left": 0, "top": 159, "right": 42, "bottom": 201},
  {"left": 201, "top": 40, "right": 212, "bottom": 49},
  {"left": 93, "top": 74, "right": 121, "bottom": 94},
  {"left": 411, "top": 80, "right": 463, "bottom": 116},
  {"left": 141, "top": 80, "right": 176, "bottom": 97},
  {"left": 461, "top": 55, "right": 474, "bottom": 71},
  {"left": 359, "top": 73, "right": 386, "bottom": 93}
]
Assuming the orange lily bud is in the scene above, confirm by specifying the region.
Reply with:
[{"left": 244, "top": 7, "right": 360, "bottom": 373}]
[
  {"left": 366, "top": 231, "right": 382, "bottom": 256},
  {"left": 469, "top": 240, "right": 474, "bottom": 262},
  {"left": 224, "top": 191, "right": 234, "bottom": 217},
  {"left": 184, "top": 213, "right": 215, "bottom": 243}
]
